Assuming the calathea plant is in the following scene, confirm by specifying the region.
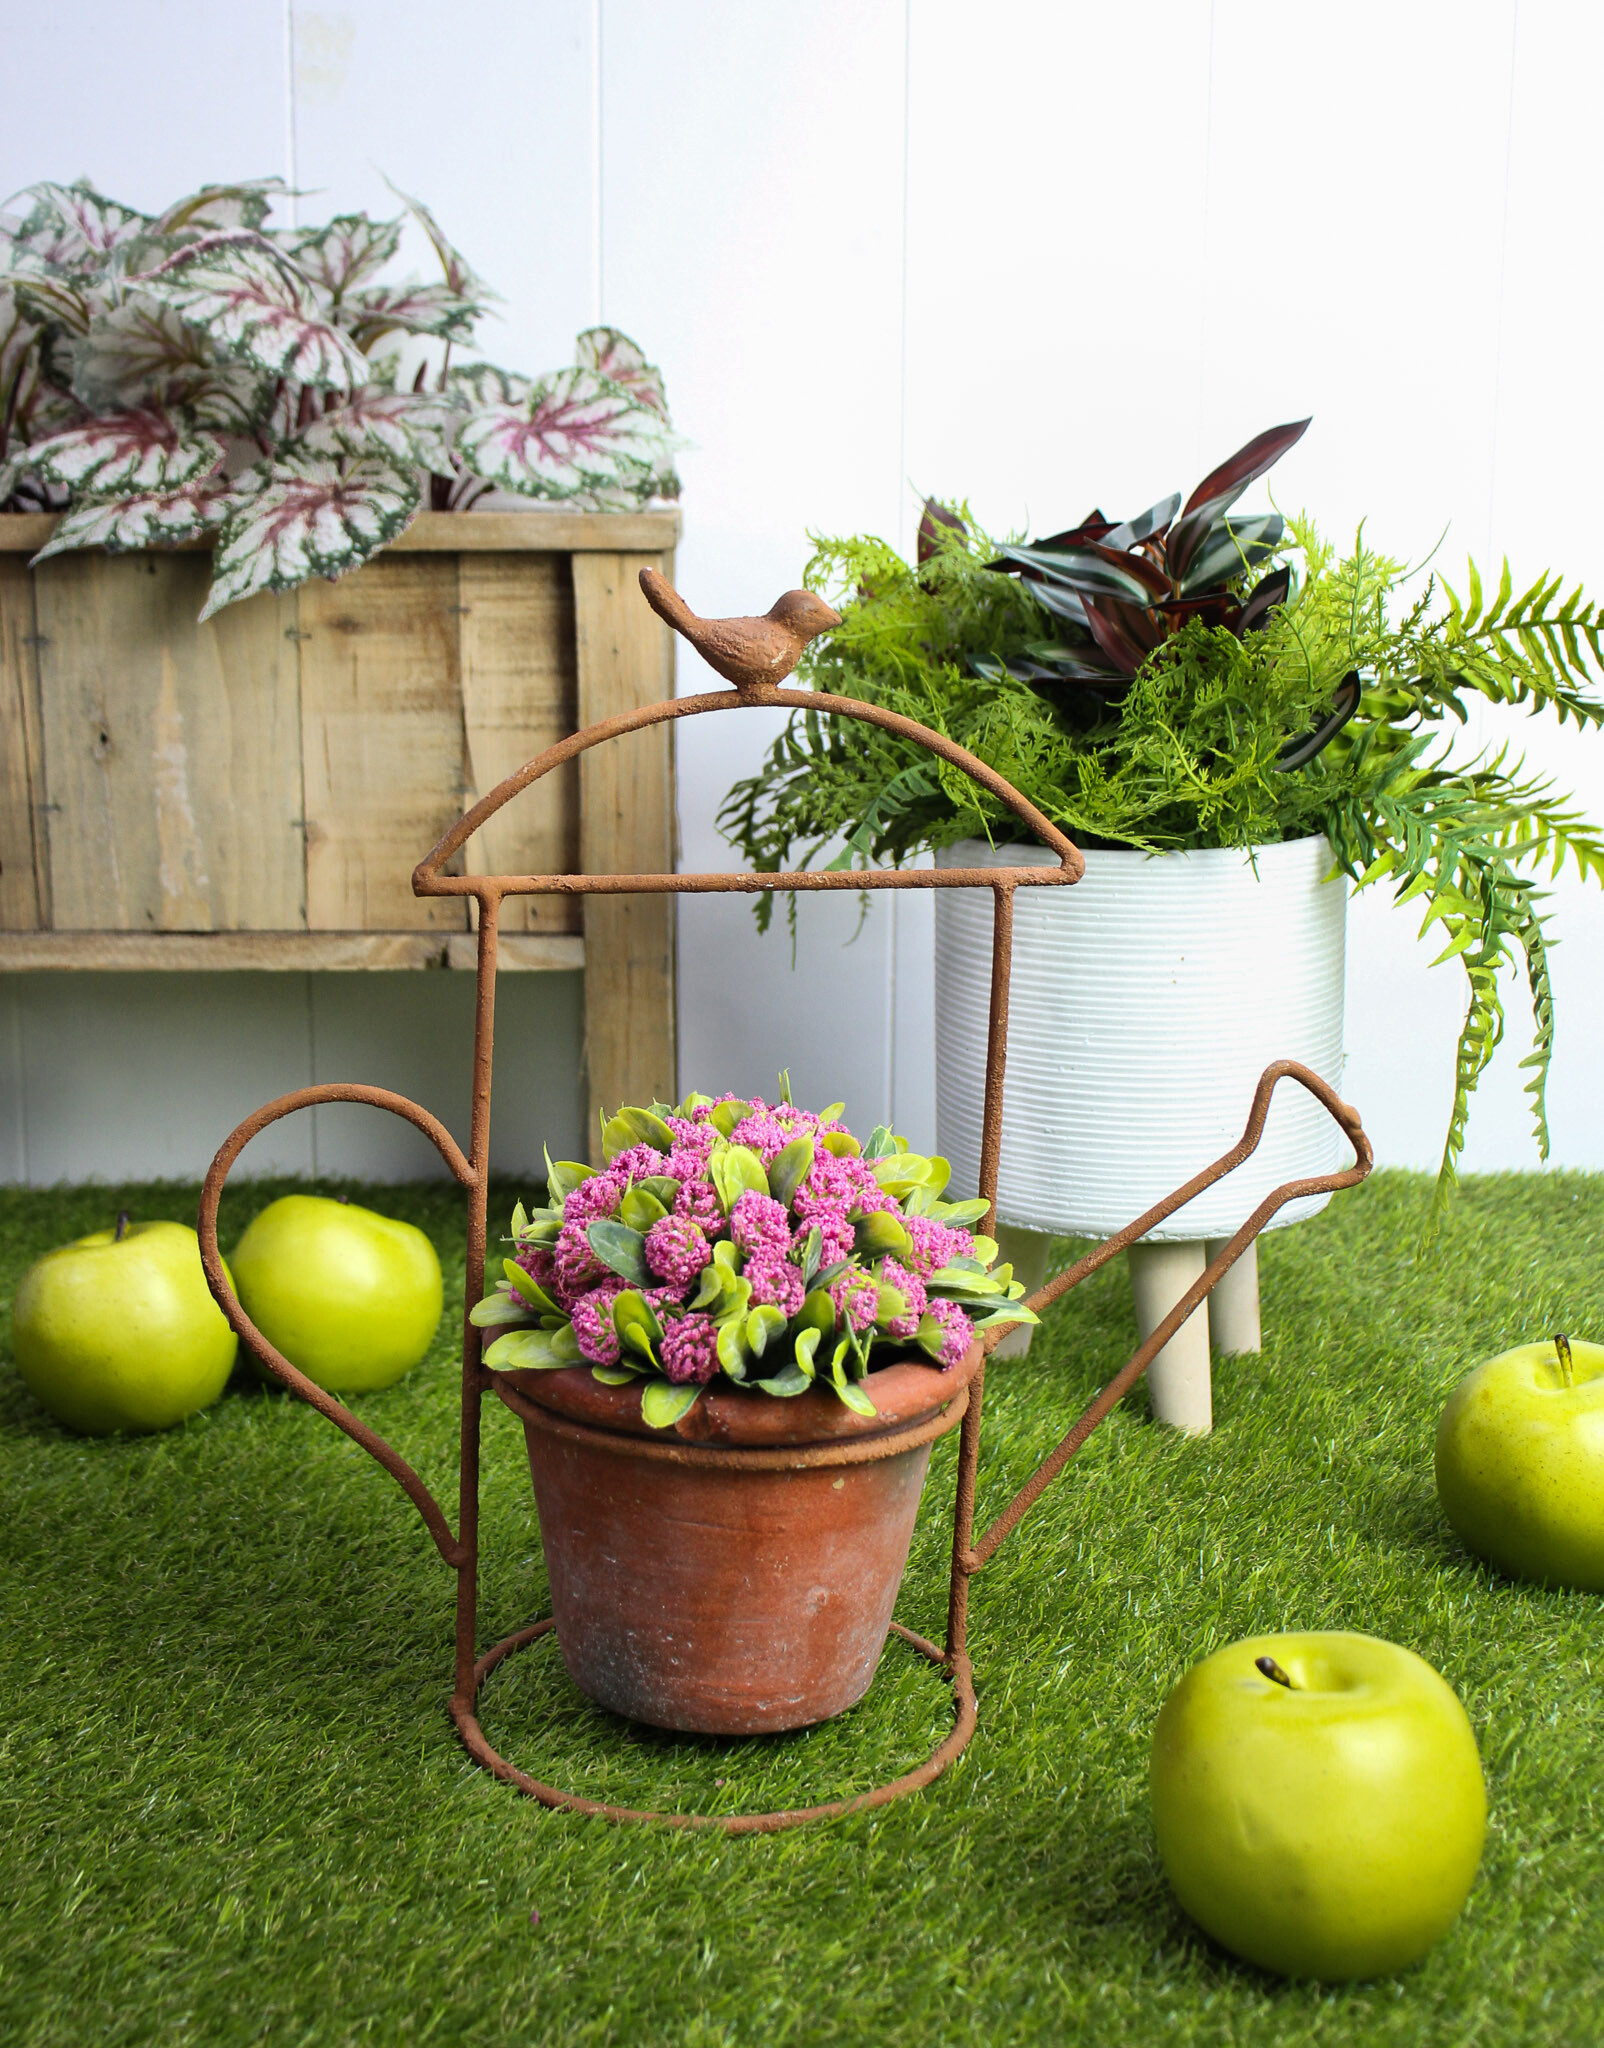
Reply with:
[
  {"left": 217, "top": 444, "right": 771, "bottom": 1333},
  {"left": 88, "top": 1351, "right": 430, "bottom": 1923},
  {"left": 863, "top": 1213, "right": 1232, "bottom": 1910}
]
[
  {"left": 719, "top": 424, "right": 1604, "bottom": 1218},
  {"left": 472, "top": 1086, "right": 1031, "bottom": 1429},
  {"left": 0, "top": 176, "right": 678, "bottom": 618}
]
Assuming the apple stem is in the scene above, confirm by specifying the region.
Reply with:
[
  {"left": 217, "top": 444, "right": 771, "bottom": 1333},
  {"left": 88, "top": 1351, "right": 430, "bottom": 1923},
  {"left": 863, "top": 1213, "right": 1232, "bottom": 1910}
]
[
  {"left": 1255, "top": 1654, "right": 1295, "bottom": 1690},
  {"left": 336, "top": 1193, "right": 350, "bottom": 1205},
  {"left": 1554, "top": 1332, "right": 1574, "bottom": 1388},
  {"left": 114, "top": 1210, "right": 130, "bottom": 1242}
]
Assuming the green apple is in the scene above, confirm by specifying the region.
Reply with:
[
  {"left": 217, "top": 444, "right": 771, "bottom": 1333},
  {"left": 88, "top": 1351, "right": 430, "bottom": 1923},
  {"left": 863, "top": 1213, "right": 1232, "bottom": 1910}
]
[
  {"left": 1150, "top": 1631, "right": 1485, "bottom": 1981},
  {"left": 230, "top": 1195, "right": 442, "bottom": 1395},
  {"left": 1435, "top": 1333, "right": 1604, "bottom": 1591},
  {"left": 12, "top": 1216, "right": 238, "bottom": 1435}
]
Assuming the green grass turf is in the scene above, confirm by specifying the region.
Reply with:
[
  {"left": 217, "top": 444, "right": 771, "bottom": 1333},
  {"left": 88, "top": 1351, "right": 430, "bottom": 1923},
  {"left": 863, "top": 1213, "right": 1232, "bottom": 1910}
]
[{"left": 1, "top": 1169, "right": 1601, "bottom": 2046}]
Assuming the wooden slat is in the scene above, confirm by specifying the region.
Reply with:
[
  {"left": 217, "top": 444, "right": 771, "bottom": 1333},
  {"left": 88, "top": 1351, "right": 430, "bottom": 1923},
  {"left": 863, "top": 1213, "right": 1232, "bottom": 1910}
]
[
  {"left": 298, "top": 553, "right": 468, "bottom": 932},
  {"left": 459, "top": 552, "right": 580, "bottom": 934},
  {"left": 0, "top": 930, "right": 584, "bottom": 972},
  {"left": 572, "top": 550, "right": 678, "bottom": 1157},
  {"left": 0, "top": 556, "right": 46, "bottom": 928},
  {"left": 392, "top": 511, "right": 681, "bottom": 553},
  {"left": 32, "top": 553, "right": 303, "bottom": 930},
  {"left": 0, "top": 510, "right": 682, "bottom": 554}
]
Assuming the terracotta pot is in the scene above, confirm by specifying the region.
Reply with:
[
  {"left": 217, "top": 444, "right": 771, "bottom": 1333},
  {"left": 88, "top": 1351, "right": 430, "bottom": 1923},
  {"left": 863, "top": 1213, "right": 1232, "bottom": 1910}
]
[{"left": 492, "top": 1350, "right": 979, "bottom": 1735}]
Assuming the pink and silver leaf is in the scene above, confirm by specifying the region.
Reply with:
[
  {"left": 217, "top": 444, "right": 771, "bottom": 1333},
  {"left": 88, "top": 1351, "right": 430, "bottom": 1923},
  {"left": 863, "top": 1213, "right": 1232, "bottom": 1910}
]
[
  {"left": 135, "top": 231, "right": 368, "bottom": 390},
  {"left": 339, "top": 280, "right": 480, "bottom": 346},
  {"left": 2, "top": 181, "right": 150, "bottom": 273},
  {"left": 8, "top": 268, "right": 95, "bottom": 338},
  {"left": 72, "top": 296, "right": 272, "bottom": 430},
  {"left": 574, "top": 327, "right": 670, "bottom": 419},
  {"left": 27, "top": 476, "right": 229, "bottom": 564},
  {"left": 292, "top": 387, "right": 463, "bottom": 474},
  {"left": 201, "top": 453, "right": 421, "bottom": 619},
  {"left": 24, "top": 409, "right": 226, "bottom": 495},
  {"left": 456, "top": 365, "right": 675, "bottom": 500},
  {"left": 382, "top": 177, "right": 492, "bottom": 301},
  {"left": 447, "top": 361, "right": 526, "bottom": 409},
  {"left": 153, "top": 179, "right": 289, "bottom": 236},
  {"left": 286, "top": 214, "right": 404, "bottom": 300}
]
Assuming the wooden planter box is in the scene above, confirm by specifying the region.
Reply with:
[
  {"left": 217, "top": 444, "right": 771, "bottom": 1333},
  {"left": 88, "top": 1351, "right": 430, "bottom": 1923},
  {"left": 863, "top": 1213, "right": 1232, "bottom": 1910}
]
[{"left": 0, "top": 510, "right": 680, "bottom": 1151}]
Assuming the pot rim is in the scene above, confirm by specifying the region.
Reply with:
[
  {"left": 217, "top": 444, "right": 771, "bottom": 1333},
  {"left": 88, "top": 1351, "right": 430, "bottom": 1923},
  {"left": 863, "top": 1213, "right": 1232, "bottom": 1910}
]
[
  {"left": 492, "top": 1341, "right": 982, "bottom": 1467},
  {"left": 937, "top": 831, "right": 1332, "bottom": 869}
]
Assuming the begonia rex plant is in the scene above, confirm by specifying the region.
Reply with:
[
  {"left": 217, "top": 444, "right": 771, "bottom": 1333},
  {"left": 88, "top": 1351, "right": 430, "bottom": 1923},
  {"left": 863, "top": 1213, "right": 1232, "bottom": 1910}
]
[
  {"left": 472, "top": 1085, "right": 1032, "bottom": 1428},
  {"left": 0, "top": 176, "right": 678, "bottom": 618}
]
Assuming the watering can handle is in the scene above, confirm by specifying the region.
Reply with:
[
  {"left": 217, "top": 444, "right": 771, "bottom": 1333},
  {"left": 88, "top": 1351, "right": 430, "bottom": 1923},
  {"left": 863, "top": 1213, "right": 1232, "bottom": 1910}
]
[{"left": 196, "top": 1083, "right": 474, "bottom": 1569}]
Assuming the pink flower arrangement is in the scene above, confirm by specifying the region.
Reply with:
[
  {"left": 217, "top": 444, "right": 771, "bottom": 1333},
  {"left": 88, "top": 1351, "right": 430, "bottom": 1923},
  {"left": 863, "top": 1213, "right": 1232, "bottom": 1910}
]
[{"left": 474, "top": 1088, "right": 1037, "bottom": 1428}]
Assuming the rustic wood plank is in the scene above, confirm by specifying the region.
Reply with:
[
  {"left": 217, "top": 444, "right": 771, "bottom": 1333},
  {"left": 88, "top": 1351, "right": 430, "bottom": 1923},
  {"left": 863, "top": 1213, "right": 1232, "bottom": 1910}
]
[
  {"left": 458, "top": 552, "right": 580, "bottom": 935},
  {"left": 0, "top": 511, "right": 682, "bottom": 554},
  {"left": 299, "top": 553, "right": 468, "bottom": 932},
  {"left": 0, "top": 930, "right": 585, "bottom": 972},
  {"left": 32, "top": 553, "right": 303, "bottom": 930},
  {"left": 572, "top": 549, "right": 678, "bottom": 1158},
  {"left": 0, "top": 556, "right": 45, "bottom": 928}
]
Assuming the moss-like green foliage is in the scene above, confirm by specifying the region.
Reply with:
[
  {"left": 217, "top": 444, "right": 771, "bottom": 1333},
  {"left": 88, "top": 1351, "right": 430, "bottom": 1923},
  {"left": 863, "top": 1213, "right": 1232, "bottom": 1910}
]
[{"left": 719, "top": 517, "right": 1604, "bottom": 1220}]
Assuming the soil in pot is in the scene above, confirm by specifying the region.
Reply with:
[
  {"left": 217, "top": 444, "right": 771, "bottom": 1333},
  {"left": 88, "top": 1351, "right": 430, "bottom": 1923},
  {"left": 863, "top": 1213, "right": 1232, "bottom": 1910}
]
[{"left": 492, "top": 1352, "right": 978, "bottom": 1736}]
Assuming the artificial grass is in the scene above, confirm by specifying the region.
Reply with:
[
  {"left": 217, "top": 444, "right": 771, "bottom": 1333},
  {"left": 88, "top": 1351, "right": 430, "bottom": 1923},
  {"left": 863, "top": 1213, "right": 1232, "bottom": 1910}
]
[{"left": 0, "top": 1169, "right": 1601, "bottom": 2047}]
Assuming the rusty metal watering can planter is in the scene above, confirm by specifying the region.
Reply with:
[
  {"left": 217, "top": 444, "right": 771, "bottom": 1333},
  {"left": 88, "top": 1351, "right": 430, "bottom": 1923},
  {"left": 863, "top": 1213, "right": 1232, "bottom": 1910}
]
[{"left": 196, "top": 576, "right": 1373, "bottom": 1834}]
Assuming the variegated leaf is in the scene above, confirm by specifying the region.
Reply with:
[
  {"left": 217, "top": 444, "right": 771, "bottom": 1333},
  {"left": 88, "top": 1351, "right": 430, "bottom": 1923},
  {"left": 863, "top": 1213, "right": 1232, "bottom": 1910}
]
[
  {"left": 201, "top": 454, "right": 421, "bottom": 619},
  {"left": 3, "top": 181, "right": 149, "bottom": 273},
  {"left": 136, "top": 231, "right": 369, "bottom": 389},
  {"left": 455, "top": 364, "right": 672, "bottom": 500},
  {"left": 154, "top": 179, "right": 288, "bottom": 235},
  {"left": 28, "top": 477, "right": 228, "bottom": 562},
  {"left": 24, "top": 409, "right": 225, "bottom": 495},
  {"left": 293, "top": 387, "right": 462, "bottom": 473},
  {"left": 384, "top": 178, "right": 488, "bottom": 300},
  {"left": 447, "top": 361, "right": 521, "bottom": 408},
  {"left": 72, "top": 295, "right": 271, "bottom": 429},
  {"left": 340, "top": 281, "right": 479, "bottom": 347},
  {"left": 575, "top": 326, "right": 669, "bottom": 418},
  {"left": 7, "top": 267, "right": 95, "bottom": 337},
  {"left": 286, "top": 213, "right": 404, "bottom": 299}
]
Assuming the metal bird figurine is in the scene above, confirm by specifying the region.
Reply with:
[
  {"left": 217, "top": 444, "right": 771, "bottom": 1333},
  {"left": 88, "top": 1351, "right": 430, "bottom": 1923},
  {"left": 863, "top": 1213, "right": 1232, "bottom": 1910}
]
[{"left": 639, "top": 567, "right": 840, "bottom": 691}]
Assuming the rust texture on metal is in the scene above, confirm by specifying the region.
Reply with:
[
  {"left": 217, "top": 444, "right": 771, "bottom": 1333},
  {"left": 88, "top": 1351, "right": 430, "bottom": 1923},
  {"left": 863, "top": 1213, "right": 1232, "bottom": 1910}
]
[{"left": 196, "top": 575, "right": 1372, "bottom": 1835}]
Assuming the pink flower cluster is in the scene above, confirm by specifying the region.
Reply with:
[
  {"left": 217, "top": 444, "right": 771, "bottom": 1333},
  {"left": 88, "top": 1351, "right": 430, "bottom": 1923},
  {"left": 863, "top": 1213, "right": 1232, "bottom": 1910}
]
[{"left": 523, "top": 1095, "right": 982, "bottom": 1382}]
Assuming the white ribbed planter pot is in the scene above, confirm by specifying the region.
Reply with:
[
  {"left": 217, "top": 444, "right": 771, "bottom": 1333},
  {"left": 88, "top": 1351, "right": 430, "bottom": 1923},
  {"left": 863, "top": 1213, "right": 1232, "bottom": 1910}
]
[{"left": 935, "top": 835, "right": 1347, "bottom": 1427}]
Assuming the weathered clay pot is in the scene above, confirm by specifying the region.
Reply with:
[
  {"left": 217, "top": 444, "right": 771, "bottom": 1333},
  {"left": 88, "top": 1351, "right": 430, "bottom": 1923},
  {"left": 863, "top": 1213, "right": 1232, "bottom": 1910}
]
[{"left": 492, "top": 1351, "right": 979, "bottom": 1735}]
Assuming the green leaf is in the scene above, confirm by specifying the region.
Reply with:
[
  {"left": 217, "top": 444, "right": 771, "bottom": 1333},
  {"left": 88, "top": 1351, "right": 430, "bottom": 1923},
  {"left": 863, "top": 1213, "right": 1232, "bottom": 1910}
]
[
  {"left": 756, "top": 1363, "right": 811, "bottom": 1397},
  {"left": 797, "top": 1289, "right": 836, "bottom": 1335},
  {"left": 711, "top": 1143, "right": 769, "bottom": 1214},
  {"left": 861, "top": 1124, "right": 898, "bottom": 1161},
  {"left": 641, "top": 1381, "right": 702, "bottom": 1429},
  {"left": 973, "top": 1302, "right": 1040, "bottom": 1331},
  {"left": 932, "top": 1197, "right": 990, "bottom": 1228},
  {"left": 638, "top": 1175, "right": 681, "bottom": 1206},
  {"left": 875, "top": 1284, "right": 909, "bottom": 1326},
  {"left": 601, "top": 1106, "right": 675, "bottom": 1160},
  {"left": 708, "top": 1099, "right": 750, "bottom": 1138},
  {"left": 854, "top": 1211, "right": 912, "bottom": 1260},
  {"left": 469, "top": 1292, "right": 536, "bottom": 1328},
  {"left": 503, "top": 1259, "right": 560, "bottom": 1314},
  {"left": 767, "top": 1132, "right": 815, "bottom": 1208},
  {"left": 800, "top": 1224, "right": 824, "bottom": 1286},
  {"left": 590, "top": 1365, "right": 641, "bottom": 1386},
  {"left": 484, "top": 1327, "right": 575, "bottom": 1371},
  {"left": 821, "top": 1130, "right": 861, "bottom": 1158},
  {"left": 544, "top": 1149, "right": 595, "bottom": 1204},
  {"left": 777, "top": 1068, "right": 793, "bottom": 1105},
  {"left": 716, "top": 1316, "right": 750, "bottom": 1380},
  {"left": 793, "top": 1326, "right": 822, "bottom": 1379},
  {"left": 585, "top": 1220, "right": 648, "bottom": 1285},
  {"left": 914, "top": 1312, "right": 949, "bottom": 1361},
  {"left": 830, "top": 1376, "right": 878, "bottom": 1418},
  {"left": 744, "top": 1304, "right": 788, "bottom": 1357},
  {"left": 509, "top": 1200, "right": 529, "bottom": 1236},
  {"left": 610, "top": 1289, "right": 664, "bottom": 1364},
  {"left": 619, "top": 1185, "right": 668, "bottom": 1233}
]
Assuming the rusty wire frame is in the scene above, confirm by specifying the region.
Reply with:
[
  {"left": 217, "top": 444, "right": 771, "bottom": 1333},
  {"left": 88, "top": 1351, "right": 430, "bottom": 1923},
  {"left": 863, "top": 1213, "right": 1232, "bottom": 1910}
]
[{"left": 197, "top": 680, "right": 1373, "bottom": 1834}]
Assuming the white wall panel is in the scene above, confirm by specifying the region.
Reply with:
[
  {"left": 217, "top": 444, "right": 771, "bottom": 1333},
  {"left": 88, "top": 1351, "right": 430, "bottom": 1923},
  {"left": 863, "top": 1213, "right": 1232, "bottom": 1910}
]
[{"left": 598, "top": 0, "right": 910, "bottom": 1135}]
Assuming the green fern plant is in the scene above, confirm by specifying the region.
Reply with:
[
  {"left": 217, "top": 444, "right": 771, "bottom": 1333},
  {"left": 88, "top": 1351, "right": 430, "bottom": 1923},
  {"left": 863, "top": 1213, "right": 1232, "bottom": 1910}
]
[{"left": 718, "top": 481, "right": 1604, "bottom": 1227}]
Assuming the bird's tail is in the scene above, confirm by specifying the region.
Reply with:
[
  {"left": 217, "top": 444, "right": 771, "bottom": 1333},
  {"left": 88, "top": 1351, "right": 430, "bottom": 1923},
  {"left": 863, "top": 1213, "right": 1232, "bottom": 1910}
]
[{"left": 638, "top": 567, "right": 698, "bottom": 641}]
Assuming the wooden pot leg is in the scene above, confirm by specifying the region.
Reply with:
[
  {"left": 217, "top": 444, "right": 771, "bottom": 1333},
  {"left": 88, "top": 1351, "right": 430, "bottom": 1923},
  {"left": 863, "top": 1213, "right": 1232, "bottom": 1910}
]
[
  {"left": 1204, "top": 1236, "right": 1260, "bottom": 1355},
  {"left": 1128, "top": 1241, "right": 1211, "bottom": 1434},
  {"left": 990, "top": 1223, "right": 1057, "bottom": 1360}
]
